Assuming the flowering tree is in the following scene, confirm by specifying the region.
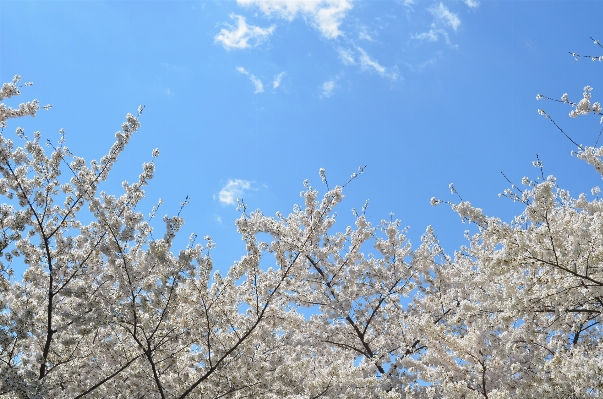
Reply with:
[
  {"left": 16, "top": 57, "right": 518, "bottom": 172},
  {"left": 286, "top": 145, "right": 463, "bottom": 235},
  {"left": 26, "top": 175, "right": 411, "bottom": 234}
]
[
  {"left": 1, "top": 38, "right": 603, "bottom": 398},
  {"left": 0, "top": 75, "right": 329, "bottom": 398},
  {"left": 409, "top": 40, "right": 603, "bottom": 397}
]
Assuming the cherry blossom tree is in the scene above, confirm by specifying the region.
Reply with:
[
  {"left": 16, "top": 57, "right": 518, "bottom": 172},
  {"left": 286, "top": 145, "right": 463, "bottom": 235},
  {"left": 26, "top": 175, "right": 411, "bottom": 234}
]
[
  {"left": 0, "top": 75, "right": 339, "bottom": 398},
  {"left": 408, "top": 39, "right": 603, "bottom": 398}
]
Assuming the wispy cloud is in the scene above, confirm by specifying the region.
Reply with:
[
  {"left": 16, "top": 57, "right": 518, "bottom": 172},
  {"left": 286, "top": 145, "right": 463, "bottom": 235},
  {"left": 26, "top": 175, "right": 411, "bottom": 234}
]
[
  {"left": 321, "top": 79, "right": 337, "bottom": 98},
  {"left": 358, "top": 25, "right": 374, "bottom": 42},
  {"left": 237, "top": 0, "right": 353, "bottom": 39},
  {"left": 273, "top": 72, "right": 285, "bottom": 89},
  {"left": 403, "top": 56, "right": 438, "bottom": 72},
  {"left": 413, "top": 3, "right": 460, "bottom": 44},
  {"left": 337, "top": 47, "right": 355, "bottom": 65},
  {"left": 464, "top": 0, "right": 480, "bottom": 9},
  {"left": 358, "top": 48, "right": 399, "bottom": 80},
  {"left": 215, "top": 14, "right": 274, "bottom": 50},
  {"left": 411, "top": 25, "right": 449, "bottom": 43},
  {"left": 412, "top": 28, "right": 439, "bottom": 42},
  {"left": 236, "top": 67, "right": 264, "bottom": 93},
  {"left": 400, "top": 0, "right": 415, "bottom": 11},
  {"left": 358, "top": 48, "right": 385, "bottom": 75},
  {"left": 217, "top": 179, "right": 252, "bottom": 205},
  {"left": 335, "top": 47, "right": 399, "bottom": 80},
  {"left": 429, "top": 3, "right": 460, "bottom": 31}
]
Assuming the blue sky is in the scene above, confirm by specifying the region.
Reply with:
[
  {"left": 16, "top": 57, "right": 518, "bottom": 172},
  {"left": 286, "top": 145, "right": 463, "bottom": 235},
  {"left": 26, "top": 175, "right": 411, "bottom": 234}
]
[{"left": 2, "top": 0, "right": 603, "bottom": 270}]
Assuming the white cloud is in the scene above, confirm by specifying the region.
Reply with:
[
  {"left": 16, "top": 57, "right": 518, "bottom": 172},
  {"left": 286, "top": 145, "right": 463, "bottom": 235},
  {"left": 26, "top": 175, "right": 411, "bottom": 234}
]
[
  {"left": 412, "top": 29, "right": 439, "bottom": 42},
  {"left": 357, "top": 48, "right": 399, "bottom": 80},
  {"left": 403, "top": 0, "right": 414, "bottom": 5},
  {"left": 218, "top": 179, "right": 252, "bottom": 205},
  {"left": 236, "top": 0, "right": 352, "bottom": 39},
  {"left": 429, "top": 3, "right": 460, "bottom": 31},
  {"left": 337, "top": 47, "right": 355, "bottom": 65},
  {"left": 215, "top": 14, "right": 275, "bottom": 50},
  {"left": 411, "top": 26, "right": 449, "bottom": 43},
  {"left": 358, "top": 48, "right": 385, "bottom": 75},
  {"left": 336, "top": 47, "right": 399, "bottom": 80},
  {"left": 273, "top": 72, "right": 285, "bottom": 89},
  {"left": 321, "top": 79, "right": 337, "bottom": 98},
  {"left": 236, "top": 67, "right": 264, "bottom": 93},
  {"left": 358, "top": 26, "right": 374, "bottom": 41},
  {"left": 214, "top": 215, "right": 223, "bottom": 225},
  {"left": 464, "top": 0, "right": 480, "bottom": 9},
  {"left": 413, "top": 3, "right": 459, "bottom": 43}
]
